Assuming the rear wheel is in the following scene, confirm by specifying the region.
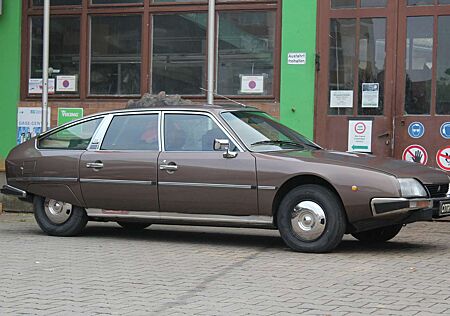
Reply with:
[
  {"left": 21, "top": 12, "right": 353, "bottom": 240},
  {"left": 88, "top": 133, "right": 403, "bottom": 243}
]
[
  {"left": 351, "top": 225, "right": 403, "bottom": 243},
  {"left": 277, "top": 184, "right": 346, "bottom": 253},
  {"left": 33, "top": 196, "right": 88, "bottom": 236},
  {"left": 117, "top": 222, "right": 151, "bottom": 230}
]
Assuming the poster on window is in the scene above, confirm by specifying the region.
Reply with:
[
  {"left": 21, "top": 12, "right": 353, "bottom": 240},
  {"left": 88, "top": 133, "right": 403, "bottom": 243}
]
[
  {"left": 330, "top": 90, "right": 353, "bottom": 108},
  {"left": 17, "top": 107, "right": 51, "bottom": 144},
  {"left": 28, "top": 78, "right": 55, "bottom": 94},
  {"left": 361, "top": 83, "right": 379, "bottom": 108},
  {"left": 56, "top": 76, "right": 78, "bottom": 92},
  {"left": 240, "top": 75, "right": 264, "bottom": 94}
]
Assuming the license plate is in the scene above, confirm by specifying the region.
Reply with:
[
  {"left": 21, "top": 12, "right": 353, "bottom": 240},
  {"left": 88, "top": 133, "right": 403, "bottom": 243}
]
[{"left": 440, "top": 202, "right": 450, "bottom": 216}]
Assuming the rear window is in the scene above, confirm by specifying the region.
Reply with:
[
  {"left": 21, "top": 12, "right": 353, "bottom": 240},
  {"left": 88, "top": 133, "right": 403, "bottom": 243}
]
[{"left": 38, "top": 118, "right": 103, "bottom": 150}]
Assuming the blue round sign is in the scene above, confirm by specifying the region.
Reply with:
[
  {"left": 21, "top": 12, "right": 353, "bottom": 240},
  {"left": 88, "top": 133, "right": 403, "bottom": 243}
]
[
  {"left": 408, "top": 122, "right": 425, "bottom": 139},
  {"left": 441, "top": 122, "right": 450, "bottom": 139}
]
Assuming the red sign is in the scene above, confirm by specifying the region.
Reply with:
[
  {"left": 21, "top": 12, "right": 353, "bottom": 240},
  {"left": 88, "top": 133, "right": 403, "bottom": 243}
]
[
  {"left": 436, "top": 146, "right": 450, "bottom": 171},
  {"left": 402, "top": 145, "right": 428, "bottom": 165},
  {"left": 354, "top": 122, "right": 366, "bottom": 134}
]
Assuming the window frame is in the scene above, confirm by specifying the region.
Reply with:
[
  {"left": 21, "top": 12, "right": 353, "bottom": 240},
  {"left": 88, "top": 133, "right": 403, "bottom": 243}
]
[
  {"left": 161, "top": 111, "right": 243, "bottom": 152},
  {"left": 22, "top": 0, "right": 281, "bottom": 102},
  {"left": 36, "top": 116, "right": 104, "bottom": 150},
  {"left": 99, "top": 111, "right": 161, "bottom": 151}
]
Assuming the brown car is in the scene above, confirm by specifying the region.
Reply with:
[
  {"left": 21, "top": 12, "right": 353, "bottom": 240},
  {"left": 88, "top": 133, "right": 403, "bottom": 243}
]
[{"left": 2, "top": 105, "right": 450, "bottom": 252}]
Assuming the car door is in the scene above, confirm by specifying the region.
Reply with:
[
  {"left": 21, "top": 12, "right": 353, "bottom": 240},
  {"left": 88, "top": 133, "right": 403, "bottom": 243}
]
[
  {"left": 158, "top": 111, "right": 258, "bottom": 216},
  {"left": 79, "top": 112, "right": 160, "bottom": 211}
]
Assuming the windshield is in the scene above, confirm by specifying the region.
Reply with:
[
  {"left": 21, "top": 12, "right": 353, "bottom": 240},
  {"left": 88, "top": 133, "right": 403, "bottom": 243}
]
[{"left": 221, "top": 111, "right": 321, "bottom": 152}]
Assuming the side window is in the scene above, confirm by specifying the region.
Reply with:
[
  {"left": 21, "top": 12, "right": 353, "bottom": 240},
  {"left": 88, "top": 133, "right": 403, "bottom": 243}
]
[
  {"left": 38, "top": 118, "right": 102, "bottom": 150},
  {"left": 101, "top": 114, "right": 159, "bottom": 151},
  {"left": 164, "top": 114, "right": 232, "bottom": 152}
]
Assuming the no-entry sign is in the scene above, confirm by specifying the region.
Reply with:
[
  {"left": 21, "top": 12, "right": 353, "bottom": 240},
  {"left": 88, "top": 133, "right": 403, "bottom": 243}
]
[
  {"left": 402, "top": 145, "right": 428, "bottom": 165},
  {"left": 436, "top": 146, "right": 450, "bottom": 171}
]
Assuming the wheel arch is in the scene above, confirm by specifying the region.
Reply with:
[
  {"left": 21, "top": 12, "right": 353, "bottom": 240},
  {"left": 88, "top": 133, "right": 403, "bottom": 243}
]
[{"left": 272, "top": 174, "right": 352, "bottom": 231}]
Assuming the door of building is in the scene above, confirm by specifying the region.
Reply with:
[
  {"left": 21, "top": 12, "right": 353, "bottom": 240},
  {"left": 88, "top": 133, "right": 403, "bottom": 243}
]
[{"left": 316, "top": 0, "right": 450, "bottom": 171}]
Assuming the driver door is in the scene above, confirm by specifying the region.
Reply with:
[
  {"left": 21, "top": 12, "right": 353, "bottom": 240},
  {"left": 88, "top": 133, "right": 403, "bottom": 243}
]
[{"left": 158, "top": 112, "right": 258, "bottom": 215}]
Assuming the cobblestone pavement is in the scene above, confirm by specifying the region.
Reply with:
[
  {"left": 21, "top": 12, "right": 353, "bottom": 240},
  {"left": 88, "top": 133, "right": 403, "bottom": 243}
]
[{"left": 0, "top": 213, "right": 449, "bottom": 315}]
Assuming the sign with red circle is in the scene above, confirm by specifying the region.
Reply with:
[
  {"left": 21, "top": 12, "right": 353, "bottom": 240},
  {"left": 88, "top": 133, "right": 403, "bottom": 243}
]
[
  {"left": 402, "top": 145, "right": 428, "bottom": 165},
  {"left": 354, "top": 122, "right": 366, "bottom": 135},
  {"left": 436, "top": 146, "right": 450, "bottom": 171}
]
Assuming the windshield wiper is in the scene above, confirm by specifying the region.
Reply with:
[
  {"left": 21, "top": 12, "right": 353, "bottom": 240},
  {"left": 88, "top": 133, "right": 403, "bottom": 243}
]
[{"left": 251, "top": 140, "right": 305, "bottom": 149}]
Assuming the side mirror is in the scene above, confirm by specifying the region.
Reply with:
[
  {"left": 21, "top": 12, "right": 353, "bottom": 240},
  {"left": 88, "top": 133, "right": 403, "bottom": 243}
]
[{"left": 214, "top": 139, "right": 238, "bottom": 159}]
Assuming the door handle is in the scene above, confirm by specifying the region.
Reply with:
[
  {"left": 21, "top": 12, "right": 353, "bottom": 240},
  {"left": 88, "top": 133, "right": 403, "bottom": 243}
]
[
  {"left": 86, "top": 161, "right": 104, "bottom": 169},
  {"left": 378, "top": 131, "right": 391, "bottom": 138},
  {"left": 160, "top": 164, "right": 178, "bottom": 172}
]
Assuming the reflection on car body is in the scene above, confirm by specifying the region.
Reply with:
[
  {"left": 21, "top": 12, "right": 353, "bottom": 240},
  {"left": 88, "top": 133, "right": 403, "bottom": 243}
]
[{"left": 2, "top": 104, "right": 450, "bottom": 253}]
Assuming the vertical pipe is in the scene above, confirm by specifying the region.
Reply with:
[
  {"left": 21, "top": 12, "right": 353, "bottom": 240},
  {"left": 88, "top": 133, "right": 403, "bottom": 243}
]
[
  {"left": 42, "top": 0, "right": 50, "bottom": 132},
  {"left": 207, "top": 0, "right": 215, "bottom": 105}
]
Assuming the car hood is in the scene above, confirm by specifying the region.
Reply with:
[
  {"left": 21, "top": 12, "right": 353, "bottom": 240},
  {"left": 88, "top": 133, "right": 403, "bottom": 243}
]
[{"left": 267, "top": 149, "right": 449, "bottom": 185}]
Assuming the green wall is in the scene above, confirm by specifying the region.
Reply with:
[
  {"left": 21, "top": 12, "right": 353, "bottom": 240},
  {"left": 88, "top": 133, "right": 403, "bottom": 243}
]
[
  {"left": 0, "top": 0, "right": 21, "bottom": 160},
  {"left": 280, "top": 0, "right": 317, "bottom": 139}
]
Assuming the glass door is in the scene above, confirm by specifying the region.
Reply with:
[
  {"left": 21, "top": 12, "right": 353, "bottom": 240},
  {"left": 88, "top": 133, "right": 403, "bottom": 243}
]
[
  {"left": 394, "top": 0, "right": 450, "bottom": 171},
  {"left": 316, "top": 0, "right": 397, "bottom": 157}
]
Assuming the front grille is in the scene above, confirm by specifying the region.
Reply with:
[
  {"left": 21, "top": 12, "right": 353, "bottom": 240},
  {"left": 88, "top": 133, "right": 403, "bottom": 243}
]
[{"left": 425, "top": 184, "right": 449, "bottom": 198}]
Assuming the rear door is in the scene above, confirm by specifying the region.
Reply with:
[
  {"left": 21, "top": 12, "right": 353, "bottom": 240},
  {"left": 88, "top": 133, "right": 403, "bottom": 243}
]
[{"left": 79, "top": 112, "right": 160, "bottom": 211}]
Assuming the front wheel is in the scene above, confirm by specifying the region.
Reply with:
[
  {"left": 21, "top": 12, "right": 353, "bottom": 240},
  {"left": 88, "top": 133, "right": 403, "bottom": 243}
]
[
  {"left": 33, "top": 196, "right": 88, "bottom": 236},
  {"left": 351, "top": 225, "right": 403, "bottom": 243},
  {"left": 277, "top": 185, "right": 346, "bottom": 253}
]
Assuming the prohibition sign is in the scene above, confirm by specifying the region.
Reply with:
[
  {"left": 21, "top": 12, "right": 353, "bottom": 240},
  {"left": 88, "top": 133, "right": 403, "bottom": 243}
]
[
  {"left": 436, "top": 146, "right": 450, "bottom": 171},
  {"left": 402, "top": 145, "right": 428, "bottom": 165},
  {"left": 354, "top": 122, "right": 366, "bottom": 134}
]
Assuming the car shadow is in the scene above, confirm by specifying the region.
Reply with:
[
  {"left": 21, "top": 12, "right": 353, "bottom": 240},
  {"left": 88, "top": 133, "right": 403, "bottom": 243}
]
[{"left": 76, "top": 223, "right": 444, "bottom": 254}]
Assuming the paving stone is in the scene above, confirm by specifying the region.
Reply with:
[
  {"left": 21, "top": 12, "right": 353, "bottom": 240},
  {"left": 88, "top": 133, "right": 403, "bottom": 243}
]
[{"left": 0, "top": 213, "right": 449, "bottom": 315}]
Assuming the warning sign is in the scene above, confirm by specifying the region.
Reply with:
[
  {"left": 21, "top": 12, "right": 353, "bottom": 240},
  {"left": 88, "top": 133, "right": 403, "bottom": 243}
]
[
  {"left": 402, "top": 145, "right": 428, "bottom": 165},
  {"left": 436, "top": 146, "right": 450, "bottom": 171}
]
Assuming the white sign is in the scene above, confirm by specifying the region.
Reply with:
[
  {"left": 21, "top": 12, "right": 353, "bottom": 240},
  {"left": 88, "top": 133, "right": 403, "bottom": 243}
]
[
  {"left": 288, "top": 52, "right": 307, "bottom": 65},
  {"left": 56, "top": 75, "right": 78, "bottom": 92},
  {"left": 330, "top": 90, "right": 353, "bottom": 108},
  {"left": 28, "top": 78, "right": 55, "bottom": 94},
  {"left": 362, "top": 83, "right": 379, "bottom": 108},
  {"left": 17, "top": 107, "right": 51, "bottom": 144},
  {"left": 348, "top": 120, "right": 372, "bottom": 153},
  {"left": 240, "top": 75, "right": 264, "bottom": 94}
]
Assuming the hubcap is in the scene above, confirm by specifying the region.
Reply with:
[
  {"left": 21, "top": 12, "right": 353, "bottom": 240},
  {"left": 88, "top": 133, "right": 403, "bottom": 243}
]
[
  {"left": 291, "top": 201, "right": 327, "bottom": 241},
  {"left": 44, "top": 198, "right": 72, "bottom": 224}
]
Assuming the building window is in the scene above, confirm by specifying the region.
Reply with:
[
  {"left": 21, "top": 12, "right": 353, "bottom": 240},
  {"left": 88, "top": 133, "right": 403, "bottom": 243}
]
[
  {"left": 152, "top": 13, "right": 207, "bottom": 95},
  {"left": 217, "top": 11, "right": 276, "bottom": 96},
  {"left": 30, "top": 16, "right": 80, "bottom": 95},
  {"left": 90, "top": 15, "right": 142, "bottom": 96},
  {"left": 32, "top": 0, "right": 81, "bottom": 5},
  {"left": 24, "top": 1, "right": 279, "bottom": 100}
]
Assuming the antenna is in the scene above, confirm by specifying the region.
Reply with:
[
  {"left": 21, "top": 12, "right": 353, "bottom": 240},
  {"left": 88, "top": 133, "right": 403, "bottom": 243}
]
[{"left": 200, "top": 88, "right": 248, "bottom": 107}]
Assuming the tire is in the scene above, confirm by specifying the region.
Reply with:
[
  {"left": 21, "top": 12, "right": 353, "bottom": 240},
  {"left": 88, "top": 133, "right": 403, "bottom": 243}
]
[
  {"left": 277, "top": 184, "right": 346, "bottom": 253},
  {"left": 33, "top": 196, "right": 88, "bottom": 237},
  {"left": 351, "top": 225, "right": 402, "bottom": 243},
  {"left": 117, "top": 222, "right": 151, "bottom": 230}
]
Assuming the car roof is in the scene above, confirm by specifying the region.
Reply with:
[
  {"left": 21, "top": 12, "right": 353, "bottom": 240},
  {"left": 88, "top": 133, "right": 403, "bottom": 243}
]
[
  {"left": 39, "top": 104, "right": 262, "bottom": 137},
  {"left": 90, "top": 103, "right": 261, "bottom": 117}
]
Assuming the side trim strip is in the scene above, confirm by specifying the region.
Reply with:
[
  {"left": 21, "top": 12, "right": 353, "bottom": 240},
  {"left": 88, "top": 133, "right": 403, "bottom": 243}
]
[
  {"left": 86, "top": 209, "right": 274, "bottom": 228},
  {"left": 80, "top": 179, "right": 156, "bottom": 186},
  {"left": 158, "top": 181, "right": 253, "bottom": 189},
  {"left": 10, "top": 177, "right": 78, "bottom": 183},
  {"left": 258, "top": 186, "right": 277, "bottom": 190}
]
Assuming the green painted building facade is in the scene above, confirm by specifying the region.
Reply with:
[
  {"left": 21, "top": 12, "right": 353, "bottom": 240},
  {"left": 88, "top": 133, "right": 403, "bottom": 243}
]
[
  {"left": 0, "top": 0, "right": 22, "bottom": 160},
  {"left": 280, "top": 0, "right": 317, "bottom": 140}
]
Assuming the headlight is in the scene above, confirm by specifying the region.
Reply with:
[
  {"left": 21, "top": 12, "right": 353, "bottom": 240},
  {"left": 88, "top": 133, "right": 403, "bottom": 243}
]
[
  {"left": 447, "top": 177, "right": 450, "bottom": 196},
  {"left": 398, "top": 178, "right": 427, "bottom": 198}
]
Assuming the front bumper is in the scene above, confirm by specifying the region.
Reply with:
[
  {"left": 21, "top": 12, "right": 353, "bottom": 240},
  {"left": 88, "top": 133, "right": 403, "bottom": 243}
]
[{"left": 371, "top": 197, "right": 450, "bottom": 218}]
